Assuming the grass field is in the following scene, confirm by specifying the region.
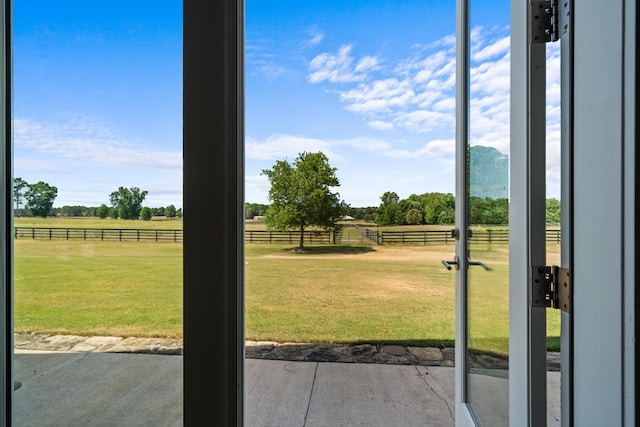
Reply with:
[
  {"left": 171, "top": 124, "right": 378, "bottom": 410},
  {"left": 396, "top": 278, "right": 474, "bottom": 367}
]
[
  {"left": 13, "top": 231, "right": 561, "bottom": 353},
  {"left": 14, "top": 240, "right": 183, "bottom": 337}
]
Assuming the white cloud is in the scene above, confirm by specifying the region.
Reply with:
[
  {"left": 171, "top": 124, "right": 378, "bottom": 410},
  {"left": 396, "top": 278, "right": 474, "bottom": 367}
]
[
  {"left": 246, "top": 38, "right": 287, "bottom": 80},
  {"left": 340, "top": 78, "right": 416, "bottom": 113},
  {"left": 472, "top": 35, "right": 510, "bottom": 61},
  {"left": 246, "top": 134, "right": 338, "bottom": 160},
  {"left": 245, "top": 175, "right": 271, "bottom": 193},
  {"left": 14, "top": 116, "right": 182, "bottom": 170},
  {"left": 394, "top": 110, "right": 454, "bottom": 133},
  {"left": 417, "top": 139, "right": 456, "bottom": 157},
  {"left": 368, "top": 120, "right": 394, "bottom": 131},
  {"left": 296, "top": 25, "right": 560, "bottom": 199},
  {"left": 247, "top": 133, "right": 455, "bottom": 164},
  {"left": 355, "top": 55, "right": 380, "bottom": 73},
  {"left": 306, "top": 28, "right": 325, "bottom": 46},
  {"left": 254, "top": 61, "right": 286, "bottom": 80},
  {"left": 308, "top": 45, "right": 379, "bottom": 84}
]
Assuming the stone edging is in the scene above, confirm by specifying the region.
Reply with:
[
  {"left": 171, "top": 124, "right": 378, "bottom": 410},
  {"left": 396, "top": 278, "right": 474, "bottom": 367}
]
[
  {"left": 13, "top": 334, "right": 560, "bottom": 370},
  {"left": 245, "top": 341, "right": 454, "bottom": 366}
]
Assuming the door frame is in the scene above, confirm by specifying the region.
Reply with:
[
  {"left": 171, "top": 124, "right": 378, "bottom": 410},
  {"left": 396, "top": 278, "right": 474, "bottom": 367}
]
[
  {"left": 1, "top": 1, "right": 246, "bottom": 425},
  {"left": 454, "top": 0, "right": 473, "bottom": 423},
  {"left": 455, "top": 0, "right": 549, "bottom": 424},
  {"left": 508, "top": 0, "right": 549, "bottom": 425},
  {"left": 1, "top": 0, "right": 11, "bottom": 424}
]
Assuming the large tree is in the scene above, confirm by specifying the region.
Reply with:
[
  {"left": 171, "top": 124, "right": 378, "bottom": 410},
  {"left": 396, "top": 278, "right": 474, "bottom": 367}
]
[
  {"left": 375, "top": 191, "right": 402, "bottom": 225},
  {"left": 24, "top": 181, "right": 58, "bottom": 218},
  {"left": 109, "top": 186, "right": 148, "bottom": 220},
  {"left": 262, "top": 151, "right": 347, "bottom": 250},
  {"left": 13, "top": 177, "right": 29, "bottom": 216}
]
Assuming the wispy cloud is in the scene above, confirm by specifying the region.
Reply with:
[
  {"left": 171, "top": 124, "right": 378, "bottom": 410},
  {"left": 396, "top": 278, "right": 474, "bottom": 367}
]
[
  {"left": 246, "top": 39, "right": 288, "bottom": 80},
  {"left": 307, "top": 45, "right": 380, "bottom": 84},
  {"left": 246, "top": 134, "right": 339, "bottom": 161},
  {"left": 14, "top": 115, "right": 182, "bottom": 169},
  {"left": 246, "top": 133, "right": 455, "bottom": 164},
  {"left": 305, "top": 27, "right": 325, "bottom": 46},
  {"left": 306, "top": 26, "right": 518, "bottom": 158}
]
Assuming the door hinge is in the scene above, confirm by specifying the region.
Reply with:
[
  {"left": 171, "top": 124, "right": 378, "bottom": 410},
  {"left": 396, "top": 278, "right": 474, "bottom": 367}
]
[
  {"left": 530, "top": 265, "right": 571, "bottom": 313},
  {"left": 529, "top": 0, "right": 571, "bottom": 44}
]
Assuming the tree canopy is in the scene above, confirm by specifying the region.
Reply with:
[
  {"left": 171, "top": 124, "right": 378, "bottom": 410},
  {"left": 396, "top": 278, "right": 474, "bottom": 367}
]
[
  {"left": 24, "top": 181, "right": 58, "bottom": 218},
  {"left": 262, "top": 151, "right": 347, "bottom": 250},
  {"left": 109, "top": 186, "right": 148, "bottom": 220},
  {"left": 13, "top": 177, "right": 29, "bottom": 216}
]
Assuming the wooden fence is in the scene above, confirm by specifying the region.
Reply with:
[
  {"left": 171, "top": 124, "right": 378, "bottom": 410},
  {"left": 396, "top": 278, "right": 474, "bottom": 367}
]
[
  {"left": 14, "top": 227, "right": 183, "bottom": 242},
  {"left": 244, "top": 230, "right": 330, "bottom": 244},
  {"left": 376, "top": 229, "right": 561, "bottom": 245},
  {"left": 15, "top": 227, "right": 562, "bottom": 246}
]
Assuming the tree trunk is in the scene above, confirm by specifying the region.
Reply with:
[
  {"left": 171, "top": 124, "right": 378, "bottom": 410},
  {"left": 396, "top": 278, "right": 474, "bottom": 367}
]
[{"left": 299, "top": 225, "right": 305, "bottom": 250}]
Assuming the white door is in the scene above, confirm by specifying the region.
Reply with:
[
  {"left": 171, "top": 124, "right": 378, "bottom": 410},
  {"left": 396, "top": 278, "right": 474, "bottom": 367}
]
[{"left": 453, "top": 0, "right": 554, "bottom": 425}]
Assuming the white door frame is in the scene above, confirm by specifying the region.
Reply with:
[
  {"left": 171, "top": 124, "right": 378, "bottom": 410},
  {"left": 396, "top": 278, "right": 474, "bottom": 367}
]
[
  {"left": 454, "top": 0, "right": 474, "bottom": 423},
  {"left": 509, "top": 0, "right": 549, "bottom": 425},
  {"left": 456, "top": 0, "right": 549, "bottom": 424}
]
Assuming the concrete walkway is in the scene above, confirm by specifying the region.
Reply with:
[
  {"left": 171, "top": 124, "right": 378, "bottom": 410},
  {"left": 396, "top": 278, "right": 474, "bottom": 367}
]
[{"left": 12, "top": 349, "right": 561, "bottom": 426}]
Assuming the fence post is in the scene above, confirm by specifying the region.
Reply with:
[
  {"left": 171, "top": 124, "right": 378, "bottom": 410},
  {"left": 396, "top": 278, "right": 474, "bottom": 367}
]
[
  {"left": 423, "top": 231, "right": 427, "bottom": 246},
  {"left": 49, "top": 228, "right": 52, "bottom": 240},
  {"left": 101, "top": 229, "right": 104, "bottom": 241},
  {"left": 488, "top": 229, "right": 492, "bottom": 245}
]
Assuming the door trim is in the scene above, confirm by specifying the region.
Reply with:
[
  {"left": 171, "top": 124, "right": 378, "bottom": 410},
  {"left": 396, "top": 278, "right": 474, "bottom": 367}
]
[
  {"left": 1, "top": 0, "right": 12, "bottom": 424},
  {"left": 454, "top": 0, "right": 472, "bottom": 423},
  {"left": 509, "top": 0, "right": 548, "bottom": 425}
]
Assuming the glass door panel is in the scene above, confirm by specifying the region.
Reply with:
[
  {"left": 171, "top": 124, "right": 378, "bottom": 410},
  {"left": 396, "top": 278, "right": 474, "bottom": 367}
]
[{"left": 465, "top": 1, "right": 510, "bottom": 425}]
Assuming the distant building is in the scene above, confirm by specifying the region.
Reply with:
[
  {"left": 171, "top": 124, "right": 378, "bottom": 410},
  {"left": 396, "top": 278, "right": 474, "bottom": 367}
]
[
  {"left": 341, "top": 215, "right": 355, "bottom": 221},
  {"left": 252, "top": 216, "right": 264, "bottom": 220}
]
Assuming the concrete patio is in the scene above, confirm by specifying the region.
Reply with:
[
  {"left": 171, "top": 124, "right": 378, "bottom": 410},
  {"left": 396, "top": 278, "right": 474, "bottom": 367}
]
[{"left": 13, "top": 349, "right": 560, "bottom": 426}]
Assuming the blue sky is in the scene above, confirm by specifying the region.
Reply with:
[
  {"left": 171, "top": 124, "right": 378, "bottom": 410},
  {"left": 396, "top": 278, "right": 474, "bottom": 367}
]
[{"left": 13, "top": 1, "right": 560, "bottom": 209}]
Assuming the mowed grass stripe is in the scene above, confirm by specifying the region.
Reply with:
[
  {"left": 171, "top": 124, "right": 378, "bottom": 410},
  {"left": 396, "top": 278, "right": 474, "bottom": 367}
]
[
  {"left": 245, "top": 245, "right": 456, "bottom": 347},
  {"left": 14, "top": 240, "right": 183, "bottom": 338},
  {"left": 14, "top": 239, "right": 561, "bottom": 352}
]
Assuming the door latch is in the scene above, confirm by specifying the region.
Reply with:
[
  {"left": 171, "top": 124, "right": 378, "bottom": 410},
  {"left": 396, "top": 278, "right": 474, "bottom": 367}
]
[{"left": 530, "top": 265, "right": 571, "bottom": 313}]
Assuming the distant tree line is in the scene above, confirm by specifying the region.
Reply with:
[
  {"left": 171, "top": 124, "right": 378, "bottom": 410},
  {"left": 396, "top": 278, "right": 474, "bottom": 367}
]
[
  {"left": 245, "top": 203, "right": 269, "bottom": 219},
  {"left": 373, "top": 191, "right": 562, "bottom": 226},
  {"left": 13, "top": 178, "right": 182, "bottom": 220},
  {"left": 248, "top": 192, "right": 561, "bottom": 226}
]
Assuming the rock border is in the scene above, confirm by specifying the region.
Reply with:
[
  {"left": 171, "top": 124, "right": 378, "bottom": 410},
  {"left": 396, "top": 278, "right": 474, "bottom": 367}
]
[{"left": 13, "top": 334, "right": 560, "bottom": 370}]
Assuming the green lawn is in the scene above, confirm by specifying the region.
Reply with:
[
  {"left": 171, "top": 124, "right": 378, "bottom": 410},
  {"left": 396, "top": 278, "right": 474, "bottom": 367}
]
[
  {"left": 14, "top": 240, "right": 183, "bottom": 337},
  {"left": 13, "top": 237, "right": 561, "bottom": 353}
]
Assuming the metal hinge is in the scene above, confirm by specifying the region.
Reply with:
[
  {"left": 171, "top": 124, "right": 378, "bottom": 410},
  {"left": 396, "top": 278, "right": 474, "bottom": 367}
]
[
  {"left": 529, "top": 0, "right": 571, "bottom": 44},
  {"left": 530, "top": 265, "right": 571, "bottom": 313}
]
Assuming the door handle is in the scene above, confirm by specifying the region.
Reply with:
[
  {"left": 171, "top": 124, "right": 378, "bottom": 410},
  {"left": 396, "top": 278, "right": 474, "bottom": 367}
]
[
  {"left": 441, "top": 256, "right": 459, "bottom": 270},
  {"left": 468, "top": 259, "right": 492, "bottom": 271},
  {"left": 441, "top": 257, "right": 492, "bottom": 271}
]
